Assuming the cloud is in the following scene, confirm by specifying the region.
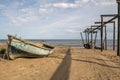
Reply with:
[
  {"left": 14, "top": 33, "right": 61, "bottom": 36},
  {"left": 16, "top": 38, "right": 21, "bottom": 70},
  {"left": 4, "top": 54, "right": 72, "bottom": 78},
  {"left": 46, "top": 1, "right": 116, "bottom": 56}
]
[
  {"left": 66, "top": 29, "right": 77, "bottom": 33},
  {"left": 39, "top": 8, "right": 48, "bottom": 12},
  {"left": 92, "top": 0, "right": 116, "bottom": 6},
  {"left": 0, "top": 0, "right": 42, "bottom": 26},
  {"left": 99, "top": 1, "right": 115, "bottom": 6},
  {"left": 39, "top": 2, "right": 79, "bottom": 9},
  {"left": 75, "top": 0, "right": 89, "bottom": 4},
  {"left": 4, "top": 7, "right": 39, "bottom": 25},
  {"left": 52, "top": 3, "right": 78, "bottom": 8},
  {"left": 65, "top": 25, "right": 83, "bottom": 34}
]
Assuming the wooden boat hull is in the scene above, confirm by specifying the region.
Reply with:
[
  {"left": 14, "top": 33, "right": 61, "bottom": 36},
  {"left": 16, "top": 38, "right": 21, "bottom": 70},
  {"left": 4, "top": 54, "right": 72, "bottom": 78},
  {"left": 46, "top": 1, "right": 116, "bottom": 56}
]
[{"left": 7, "top": 35, "right": 54, "bottom": 59}]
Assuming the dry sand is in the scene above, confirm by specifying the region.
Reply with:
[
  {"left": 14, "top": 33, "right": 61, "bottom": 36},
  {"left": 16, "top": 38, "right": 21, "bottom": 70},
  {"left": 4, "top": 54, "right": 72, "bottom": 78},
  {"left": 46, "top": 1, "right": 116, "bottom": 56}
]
[{"left": 0, "top": 44, "right": 120, "bottom": 80}]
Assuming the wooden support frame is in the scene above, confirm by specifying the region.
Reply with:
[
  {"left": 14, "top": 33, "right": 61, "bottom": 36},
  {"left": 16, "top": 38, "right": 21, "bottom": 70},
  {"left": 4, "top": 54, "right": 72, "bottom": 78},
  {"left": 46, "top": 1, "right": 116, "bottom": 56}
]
[
  {"left": 95, "top": 21, "right": 116, "bottom": 50},
  {"left": 83, "top": 14, "right": 117, "bottom": 51},
  {"left": 100, "top": 15, "right": 117, "bottom": 51},
  {"left": 82, "top": 1, "right": 120, "bottom": 52},
  {"left": 90, "top": 26, "right": 100, "bottom": 49},
  {"left": 92, "top": 15, "right": 118, "bottom": 32}
]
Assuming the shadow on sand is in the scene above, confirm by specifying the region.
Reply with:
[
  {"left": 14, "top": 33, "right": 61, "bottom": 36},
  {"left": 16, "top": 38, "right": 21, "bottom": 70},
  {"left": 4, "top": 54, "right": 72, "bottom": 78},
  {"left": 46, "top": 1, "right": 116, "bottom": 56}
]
[
  {"left": 50, "top": 48, "right": 71, "bottom": 80},
  {"left": 72, "top": 58, "right": 120, "bottom": 69},
  {"left": 49, "top": 54, "right": 120, "bottom": 70}
]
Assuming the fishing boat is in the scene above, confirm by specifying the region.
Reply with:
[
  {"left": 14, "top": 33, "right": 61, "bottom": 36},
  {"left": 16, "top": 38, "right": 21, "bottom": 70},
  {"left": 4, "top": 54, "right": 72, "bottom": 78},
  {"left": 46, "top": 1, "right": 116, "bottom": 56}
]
[{"left": 7, "top": 35, "right": 54, "bottom": 59}]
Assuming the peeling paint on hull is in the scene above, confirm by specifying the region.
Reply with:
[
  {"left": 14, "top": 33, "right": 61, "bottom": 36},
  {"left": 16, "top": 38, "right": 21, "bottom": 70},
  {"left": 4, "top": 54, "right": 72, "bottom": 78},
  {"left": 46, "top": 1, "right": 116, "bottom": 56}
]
[{"left": 7, "top": 35, "right": 54, "bottom": 59}]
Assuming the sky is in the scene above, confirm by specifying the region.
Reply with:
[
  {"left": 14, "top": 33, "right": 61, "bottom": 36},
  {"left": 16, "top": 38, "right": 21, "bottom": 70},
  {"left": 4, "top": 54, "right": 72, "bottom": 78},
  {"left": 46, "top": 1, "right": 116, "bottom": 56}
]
[{"left": 0, "top": 0, "right": 117, "bottom": 39}]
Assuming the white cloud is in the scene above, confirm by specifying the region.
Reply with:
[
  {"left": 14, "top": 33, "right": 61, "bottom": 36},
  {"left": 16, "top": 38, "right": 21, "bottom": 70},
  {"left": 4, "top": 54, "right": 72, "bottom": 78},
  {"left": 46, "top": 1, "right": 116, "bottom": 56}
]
[
  {"left": 66, "top": 29, "right": 77, "bottom": 33},
  {"left": 39, "top": 3, "right": 53, "bottom": 13},
  {"left": 75, "top": 0, "right": 116, "bottom": 6},
  {"left": 38, "top": 0, "right": 115, "bottom": 10},
  {"left": 4, "top": 7, "right": 39, "bottom": 25},
  {"left": 39, "top": 8, "right": 48, "bottom": 12},
  {"left": 53, "top": 3, "right": 78, "bottom": 8},
  {"left": 20, "top": 8, "right": 30, "bottom": 12},
  {"left": 0, "top": 0, "right": 41, "bottom": 26},
  {"left": 39, "top": 2, "right": 79, "bottom": 9},
  {"left": 99, "top": 1, "right": 115, "bottom": 6},
  {"left": 75, "top": 0, "right": 89, "bottom": 4},
  {"left": 65, "top": 25, "right": 83, "bottom": 34},
  {"left": 92, "top": 0, "right": 116, "bottom": 6}
]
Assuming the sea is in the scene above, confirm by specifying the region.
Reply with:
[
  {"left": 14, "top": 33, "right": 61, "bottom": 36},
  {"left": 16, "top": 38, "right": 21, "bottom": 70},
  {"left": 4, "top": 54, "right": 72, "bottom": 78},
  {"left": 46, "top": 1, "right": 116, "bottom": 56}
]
[{"left": 0, "top": 39, "right": 117, "bottom": 50}]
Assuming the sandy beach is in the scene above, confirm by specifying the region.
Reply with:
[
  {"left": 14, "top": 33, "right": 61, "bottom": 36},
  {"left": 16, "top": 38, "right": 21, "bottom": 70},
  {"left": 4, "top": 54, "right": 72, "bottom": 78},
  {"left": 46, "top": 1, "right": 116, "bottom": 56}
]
[{"left": 0, "top": 44, "right": 120, "bottom": 80}]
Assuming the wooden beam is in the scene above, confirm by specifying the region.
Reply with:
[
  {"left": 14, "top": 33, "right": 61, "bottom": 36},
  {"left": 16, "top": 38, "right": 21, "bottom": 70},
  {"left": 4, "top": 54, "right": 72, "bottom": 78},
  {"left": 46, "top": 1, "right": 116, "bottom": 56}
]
[
  {"left": 101, "top": 14, "right": 117, "bottom": 17},
  {"left": 92, "top": 15, "right": 118, "bottom": 32},
  {"left": 85, "top": 33, "right": 88, "bottom": 43},
  {"left": 117, "top": 0, "right": 120, "bottom": 3},
  {"left": 104, "top": 25, "right": 107, "bottom": 50},
  {"left": 117, "top": 0, "right": 120, "bottom": 56},
  {"left": 95, "top": 21, "right": 115, "bottom": 24},
  {"left": 91, "top": 26, "right": 93, "bottom": 48},
  {"left": 94, "top": 31, "right": 98, "bottom": 48},
  {"left": 113, "top": 22, "right": 116, "bottom": 50},
  {"left": 101, "top": 16, "right": 104, "bottom": 51}
]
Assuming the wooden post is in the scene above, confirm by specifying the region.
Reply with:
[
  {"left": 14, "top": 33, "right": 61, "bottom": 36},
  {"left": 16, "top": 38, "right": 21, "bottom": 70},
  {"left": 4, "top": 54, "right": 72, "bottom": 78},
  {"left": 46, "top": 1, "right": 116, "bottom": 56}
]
[
  {"left": 104, "top": 25, "right": 107, "bottom": 50},
  {"left": 117, "top": 0, "right": 120, "bottom": 56},
  {"left": 113, "top": 22, "right": 115, "bottom": 50},
  {"left": 94, "top": 31, "right": 98, "bottom": 47},
  {"left": 101, "top": 16, "right": 104, "bottom": 51},
  {"left": 80, "top": 32, "right": 84, "bottom": 46},
  {"left": 88, "top": 33, "right": 89, "bottom": 44},
  {"left": 3, "top": 37, "right": 10, "bottom": 60},
  {"left": 85, "top": 32, "right": 87, "bottom": 43},
  {"left": 91, "top": 26, "right": 93, "bottom": 48}
]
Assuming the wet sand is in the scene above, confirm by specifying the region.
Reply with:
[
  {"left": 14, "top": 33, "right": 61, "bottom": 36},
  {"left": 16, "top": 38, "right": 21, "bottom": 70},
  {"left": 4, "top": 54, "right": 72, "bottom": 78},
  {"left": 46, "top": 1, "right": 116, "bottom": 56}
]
[{"left": 0, "top": 44, "right": 120, "bottom": 80}]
